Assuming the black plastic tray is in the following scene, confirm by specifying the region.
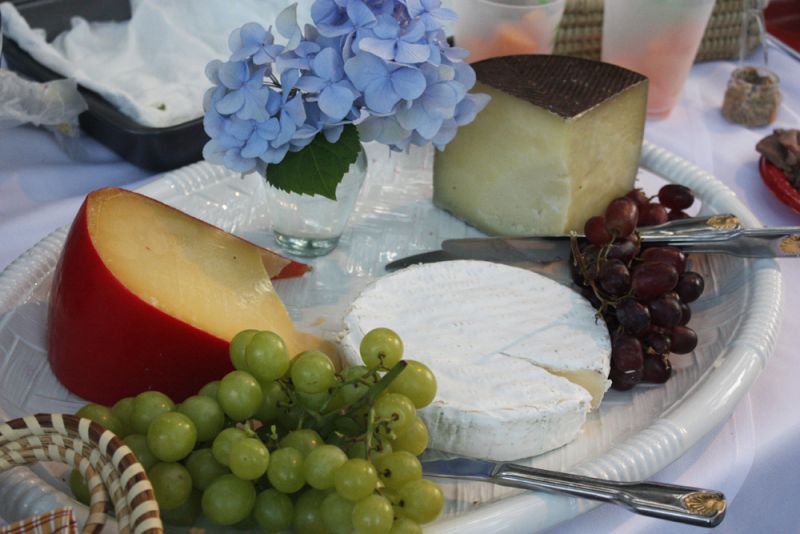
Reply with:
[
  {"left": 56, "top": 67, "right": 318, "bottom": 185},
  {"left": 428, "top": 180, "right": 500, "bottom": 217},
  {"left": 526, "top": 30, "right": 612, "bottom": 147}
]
[{"left": 2, "top": 0, "right": 206, "bottom": 171}]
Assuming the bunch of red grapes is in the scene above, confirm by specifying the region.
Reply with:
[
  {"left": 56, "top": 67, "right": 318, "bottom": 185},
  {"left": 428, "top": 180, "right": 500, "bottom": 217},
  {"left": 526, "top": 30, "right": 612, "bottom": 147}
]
[{"left": 571, "top": 184, "right": 705, "bottom": 391}]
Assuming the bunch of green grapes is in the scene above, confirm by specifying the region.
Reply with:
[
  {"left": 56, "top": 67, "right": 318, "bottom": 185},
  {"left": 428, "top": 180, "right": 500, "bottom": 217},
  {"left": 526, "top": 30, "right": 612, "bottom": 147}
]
[{"left": 70, "top": 327, "right": 442, "bottom": 533}]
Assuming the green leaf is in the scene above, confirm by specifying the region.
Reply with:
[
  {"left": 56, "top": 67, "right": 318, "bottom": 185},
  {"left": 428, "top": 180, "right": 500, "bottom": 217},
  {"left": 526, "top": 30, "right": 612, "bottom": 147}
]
[{"left": 265, "top": 124, "right": 361, "bottom": 200}]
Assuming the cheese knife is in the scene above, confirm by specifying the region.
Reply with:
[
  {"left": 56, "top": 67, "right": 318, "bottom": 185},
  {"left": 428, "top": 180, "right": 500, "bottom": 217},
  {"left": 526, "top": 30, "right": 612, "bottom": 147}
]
[
  {"left": 422, "top": 456, "right": 726, "bottom": 527},
  {"left": 386, "top": 215, "right": 800, "bottom": 273}
]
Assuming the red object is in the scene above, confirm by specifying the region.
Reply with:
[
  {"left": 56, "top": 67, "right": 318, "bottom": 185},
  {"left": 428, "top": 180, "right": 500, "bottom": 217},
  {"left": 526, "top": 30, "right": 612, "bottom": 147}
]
[
  {"left": 765, "top": 0, "right": 800, "bottom": 52},
  {"left": 47, "top": 190, "right": 309, "bottom": 405},
  {"left": 759, "top": 157, "right": 800, "bottom": 214}
]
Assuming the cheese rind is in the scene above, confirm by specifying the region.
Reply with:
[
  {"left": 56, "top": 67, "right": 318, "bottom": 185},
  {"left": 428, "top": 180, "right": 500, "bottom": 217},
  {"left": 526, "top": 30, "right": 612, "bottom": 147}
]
[
  {"left": 340, "top": 260, "right": 611, "bottom": 461},
  {"left": 433, "top": 55, "right": 647, "bottom": 235},
  {"left": 48, "top": 187, "right": 328, "bottom": 404}
]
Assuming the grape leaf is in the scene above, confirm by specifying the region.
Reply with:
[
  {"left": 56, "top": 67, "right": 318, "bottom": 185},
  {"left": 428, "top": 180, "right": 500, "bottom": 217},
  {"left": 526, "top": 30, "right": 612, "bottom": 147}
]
[{"left": 265, "top": 125, "right": 361, "bottom": 200}]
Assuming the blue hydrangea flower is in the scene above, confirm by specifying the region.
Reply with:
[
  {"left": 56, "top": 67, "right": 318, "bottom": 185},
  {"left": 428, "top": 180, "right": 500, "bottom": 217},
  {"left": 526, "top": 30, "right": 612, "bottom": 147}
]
[
  {"left": 296, "top": 47, "right": 357, "bottom": 120},
  {"left": 214, "top": 61, "right": 271, "bottom": 121},
  {"left": 228, "top": 23, "right": 284, "bottom": 65},
  {"left": 313, "top": 0, "right": 376, "bottom": 37},
  {"left": 405, "top": 0, "right": 457, "bottom": 31},
  {"left": 344, "top": 52, "right": 426, "bottom": 114},
  {"left": 358, "top": 15, "right": 430, "bottom": 64}
]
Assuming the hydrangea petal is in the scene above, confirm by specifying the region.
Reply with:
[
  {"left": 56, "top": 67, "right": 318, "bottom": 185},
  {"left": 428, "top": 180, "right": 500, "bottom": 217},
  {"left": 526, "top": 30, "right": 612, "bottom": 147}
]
[
  {"left": 389, "top": 67, "right": 426, "bottom": 101},
  {"left": 319, "top": 84, "right": 355, "bottom": 120},
  {"left": 358, "top": 37, "right": 397, "bottom": 60},
  {"left": 215, "top": 91, "right": 245, "bottom": 115},
  {"left": 364, "top": 79, "right": 399, "bottom": 113},
  {"left": 296, "top": 75, "right": 328, "bottom": 93},
  {"left": 276, "top": 4, "right": 302, "bottom": 50},
  {"left": 395, "top": 41, "right": 430, "bottom": 64},
  {"left": 312, "top": 47, "right": 344, "bottom": 81},
  {"left": 344, "top": 53, "right": 386, "bottom": 90}
]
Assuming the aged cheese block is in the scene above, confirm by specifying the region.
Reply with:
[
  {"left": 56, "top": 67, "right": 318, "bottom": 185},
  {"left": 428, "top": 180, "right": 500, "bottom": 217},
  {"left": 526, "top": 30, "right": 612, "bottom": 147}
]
[
  {"left": 340, "top": 260, "right": 611, "bottom": 461},
  {"left": 48, "top": 187, "right": 328, "bottom": 404},
  {"left": 434, "top": 55, "right": 648, "bottom": 235}
]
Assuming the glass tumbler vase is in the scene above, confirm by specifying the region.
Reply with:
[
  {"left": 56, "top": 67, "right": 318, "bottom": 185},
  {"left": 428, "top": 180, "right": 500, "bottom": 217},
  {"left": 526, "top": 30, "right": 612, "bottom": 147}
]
[{"left": 262, "top": 147, "right": 368, "bottom": 257}]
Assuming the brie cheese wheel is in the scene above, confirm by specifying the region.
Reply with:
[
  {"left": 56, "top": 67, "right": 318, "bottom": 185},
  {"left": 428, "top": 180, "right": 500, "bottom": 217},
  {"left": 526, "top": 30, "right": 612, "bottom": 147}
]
[
  {"left": 340, "top": 260, "right": 611, "bottom": 461},
  {"left": 434, "top": 55, "right": 647, "bottom": 235}
]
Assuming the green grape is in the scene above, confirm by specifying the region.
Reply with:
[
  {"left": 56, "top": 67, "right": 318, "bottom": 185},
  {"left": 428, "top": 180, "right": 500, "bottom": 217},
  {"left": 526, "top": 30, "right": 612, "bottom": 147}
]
[
  {"left": 321, "top": 492, "right": 355, "bottom": 534},
  {"left": 199, "top": 380, "right": 220, "bottom": 399},
  {"left": 266, "top": 447, "right": 306, "bottom": 494},
  {"left": 359, "top": 328, "right": 403, "bottom": 370},
  {"left": 374, "top": 393, "right": 416, "bottom": 434},
  {"left": 177, "top": 395, "right": 225, "bottom": 443},
  {"left": 211, "top": 427, "right": 248, "bottom": 466},
  {"left": 297, "top": 389, "right": 331, "bottom": 412},
  {"left": 389, "top": 517, "right": 422, "bottom": 534},
  {"left": 334, "top": 458, "right": 378, "bottom": 502},
  {"left": 111, "top": 397, "right": 135, "bottom": 436},
  {"left": 256, "top": 380, "right": 290, "bottom": 424},
  {"left": 160, "top": 490, "right": 201, "bottom": 526},
  {"left": 337, "top": 365, "right": 375, "bottom": 405},
  {"left": 149, "top": 462, "right": 192, "bottom": 511},
  {"left": 348, "top": 438, "right": 392, "bottom": 462},
  {"left": 184, "top": 448, "right": 230, "bottom": 491},
  {"left": 76, "top": 403, "right": 123, "bottom": 436},
  {"left": 245, "top": 331, "right": 290, "bottom": 382},
  {"left": 387, "top": 360, "right": 437, "bottom": 409},
  {"left": 217, "top": 370, "right": 263, "bottom": 422},
  {"left": 304, "top": 444, "right": 348, "bottom": 490},
  {"left": 293, "top": 488, "right": 329, "bottom": 534},
  {"left": 279, "top": 429, "right": 322, "bottom": 458},
  {"left": 374, "top": 451, "right": 422, "bottom": 490},
  {"left": 229, "top": 329, "right": 259, "bottom": 371},
  {"left": 123, "top": 434, "right": 158, "bottom": 471},
  {"left": 291, "top": 350, "right": 336, "bottom": 394},
  {"left": 229, "top": 438, "right": 270, "bottom": 480},
  {"left": 390, "top": 417, "right": 429, "bottom": 456},
  {"left": 68, "top": 469, "right": 90, "bottom": 505},
  {"left": 352, "top": 494, "right": 394, "bottom": 534},
  {"left": 397, "top": 479, "right": 443, "bottom": 524},
  {"left": 253, "top": 489, "right": 294, "bottom": 532},
  {"left": 130, "top": 391, "right": 175, "bottom": 435},
  {"left": 201, "top": 474, "right": 256, "bottom": 526},
  {"left": 146, "top": 412, "right": 197, "bottom": 462}
]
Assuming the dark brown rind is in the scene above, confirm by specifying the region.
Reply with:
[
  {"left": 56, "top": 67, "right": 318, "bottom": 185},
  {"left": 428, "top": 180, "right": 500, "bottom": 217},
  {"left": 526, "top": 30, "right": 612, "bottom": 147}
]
[{"left": 472, "top": 55, "right": 648, "bottom": 119}]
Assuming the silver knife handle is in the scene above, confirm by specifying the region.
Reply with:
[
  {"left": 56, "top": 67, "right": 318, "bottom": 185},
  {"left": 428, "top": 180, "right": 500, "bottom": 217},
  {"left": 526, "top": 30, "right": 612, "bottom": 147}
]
[
  {"left": 639, "top": 214, "right": 741, "bottom": 242},
  {"left": 652, "top": 229, "right": 800, "bottom": 257},
  {"left": 493, "top": 464, "right": 726, "bottom": 527}
]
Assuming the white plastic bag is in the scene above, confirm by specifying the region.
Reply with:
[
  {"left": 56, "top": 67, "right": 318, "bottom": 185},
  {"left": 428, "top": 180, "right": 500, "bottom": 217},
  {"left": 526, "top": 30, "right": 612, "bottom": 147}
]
[{"left": 0, "top": 70, "right": 88, "bottom": 136}]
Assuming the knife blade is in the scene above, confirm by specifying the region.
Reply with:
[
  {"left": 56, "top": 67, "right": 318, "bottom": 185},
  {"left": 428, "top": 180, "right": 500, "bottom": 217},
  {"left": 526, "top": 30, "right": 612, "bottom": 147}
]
[{"left": 422, "top": 456, "right": 726, "bottom": 527}]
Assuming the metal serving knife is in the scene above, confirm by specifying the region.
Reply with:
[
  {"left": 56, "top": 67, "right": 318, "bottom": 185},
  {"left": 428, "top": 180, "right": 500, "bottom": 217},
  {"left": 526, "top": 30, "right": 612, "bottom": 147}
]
[
  {"left": 422, "top": 457, "right": 726, "bottom": 528},
  {"left": 386, "top": 214, "right": 800, "bottom": 273}
]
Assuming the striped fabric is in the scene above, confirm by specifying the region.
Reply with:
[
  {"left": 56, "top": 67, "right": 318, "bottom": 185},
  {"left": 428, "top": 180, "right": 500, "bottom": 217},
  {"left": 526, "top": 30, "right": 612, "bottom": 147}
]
[
  {"left": 0, "top": 507, "right": 78, "bottom": 534},
  {"left": 0, "top": 414, "right": 162, "bottom": 534}
]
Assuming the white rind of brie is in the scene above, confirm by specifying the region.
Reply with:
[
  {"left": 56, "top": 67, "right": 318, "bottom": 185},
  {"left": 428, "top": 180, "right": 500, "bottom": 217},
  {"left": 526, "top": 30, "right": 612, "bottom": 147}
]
[{"left": 339, "top": 260, "right": 612, "bottom": 461}]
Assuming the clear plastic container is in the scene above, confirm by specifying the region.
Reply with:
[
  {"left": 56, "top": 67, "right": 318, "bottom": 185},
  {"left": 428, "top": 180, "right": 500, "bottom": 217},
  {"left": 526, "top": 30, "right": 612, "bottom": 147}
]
[
  {"left": 601, "top": 0, "right": 716, "bottom": 118},
  {"left": 453, "top": 0, "right": 566, "bottom": 63}
]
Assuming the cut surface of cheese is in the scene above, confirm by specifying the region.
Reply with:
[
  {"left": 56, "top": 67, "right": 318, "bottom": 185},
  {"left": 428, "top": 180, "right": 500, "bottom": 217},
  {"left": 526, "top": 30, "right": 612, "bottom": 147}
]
[
  {"left": 433, "top": 55, "right": 648, "bottom": 235},
  {"left": 340, "top": 260, "right": 611, "bottom": 461},
  {"left": 48, "top": 187, "right": 328, "bottom": 404}
]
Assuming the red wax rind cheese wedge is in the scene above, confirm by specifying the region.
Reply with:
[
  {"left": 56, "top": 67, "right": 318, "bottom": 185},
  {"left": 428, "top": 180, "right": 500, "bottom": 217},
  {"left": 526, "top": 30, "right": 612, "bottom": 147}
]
[{"left": 48, "top": 187, "right": 329, "bottom": 404}]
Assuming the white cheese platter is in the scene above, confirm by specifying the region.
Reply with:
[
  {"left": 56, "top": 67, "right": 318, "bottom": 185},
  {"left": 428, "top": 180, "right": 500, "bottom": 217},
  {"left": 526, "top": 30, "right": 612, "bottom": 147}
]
[{"left": 0, "top": 141, "right": 782, "bottom": 532}]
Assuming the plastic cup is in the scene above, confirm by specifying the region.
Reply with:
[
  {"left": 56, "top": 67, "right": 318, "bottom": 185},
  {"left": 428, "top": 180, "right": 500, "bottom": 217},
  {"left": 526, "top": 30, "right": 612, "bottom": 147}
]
[
  {"left": 601, "top": 0, "right": 716, "bottom": 118},
  {"left": 453, "top": 0, "right": 567, "bottom": 63}
]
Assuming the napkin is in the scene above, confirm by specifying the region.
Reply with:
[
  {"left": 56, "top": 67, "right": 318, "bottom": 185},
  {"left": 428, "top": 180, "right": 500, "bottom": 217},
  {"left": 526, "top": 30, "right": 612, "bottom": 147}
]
[{"left": 0, "top": 0, "right": 315, "bottom": 128}]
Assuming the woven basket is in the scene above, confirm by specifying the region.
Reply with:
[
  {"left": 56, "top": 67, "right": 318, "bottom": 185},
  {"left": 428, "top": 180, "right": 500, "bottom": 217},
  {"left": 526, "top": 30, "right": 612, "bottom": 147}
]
[
  {"left": 553, "top": 0, "right": 762, "bottom": 62},
  {"left": 0, "top": 414, "right": 163, "bottom": 534}
]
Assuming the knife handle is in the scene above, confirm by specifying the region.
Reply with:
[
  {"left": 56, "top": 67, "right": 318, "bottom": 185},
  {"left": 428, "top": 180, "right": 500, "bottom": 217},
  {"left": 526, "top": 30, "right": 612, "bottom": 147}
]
[
  {"left": 638, "top": 214, "right": 741, "bottom": 240},
  {"left": 493, "top": 463, "right": 726, "bottom": 527}
]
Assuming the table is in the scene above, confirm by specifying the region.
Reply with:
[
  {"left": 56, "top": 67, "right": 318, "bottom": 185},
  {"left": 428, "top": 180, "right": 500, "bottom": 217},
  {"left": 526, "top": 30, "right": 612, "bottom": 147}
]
[{"left": 1, "top": 45, "right": 798, "bottom": 533}]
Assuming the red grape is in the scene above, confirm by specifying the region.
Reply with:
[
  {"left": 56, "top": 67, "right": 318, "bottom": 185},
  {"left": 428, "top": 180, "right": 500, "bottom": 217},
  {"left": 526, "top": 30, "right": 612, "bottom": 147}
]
[
  {"left": 606, "top": 236, "right": 640, "bottom": 264},
  {"left": 675, "top": 272, "right": 704, "bottom": 303},
  {"left": 667, "top": 209, "right": 690, "bottom": 221},
  {"left": 615, "top": 299, "right": 650, "bottom": 335},
  {"left": 609, "top": 365, "right": 643, "bottom": 391},
  {"left": 658, "top": 184, "right": 694, "bottom": 210},
  {"left": 625, "top": 189, "right": 650, "bottom": 208},
  {"left": 638, "top": 203, "right": 668, "bottom": 227},
  {"left": 611, "top": 335, "right": 644, "bottom": 371},
  {"left": 647, "top": 293, "right": 683, "bottom": 328},
  {"left": 584, "top": 216, "right": 613, "bottom": 245},
  {"left": 640, "top": 246, "right": 686, "bottom": 274},
  {"left": 631, "top": 262, "right": 679, "bottom": 301},
  {"left": 670, "top": 326, "right": 698, "bottom": 354},
  {"left": 642, "top": 355, "right": 672, "bottom": 383},
  {"left": 643, "top": 330, "right": 672, "bottom": 355},
  {"left": 678, "top": 301, "right": 692, "bottom": 326},
  {"left": 604, "top": 197, "right": 639, "bottom": 238},
  {"left": 599, "top": 259, "right": 630, "bottom": 297}
]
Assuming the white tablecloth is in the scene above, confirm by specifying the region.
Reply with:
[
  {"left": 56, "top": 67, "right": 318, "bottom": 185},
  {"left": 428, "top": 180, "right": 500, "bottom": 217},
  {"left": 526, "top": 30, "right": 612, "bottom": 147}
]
[{"left": 1, "top": 45, "right": 798, "bottom": 532}]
